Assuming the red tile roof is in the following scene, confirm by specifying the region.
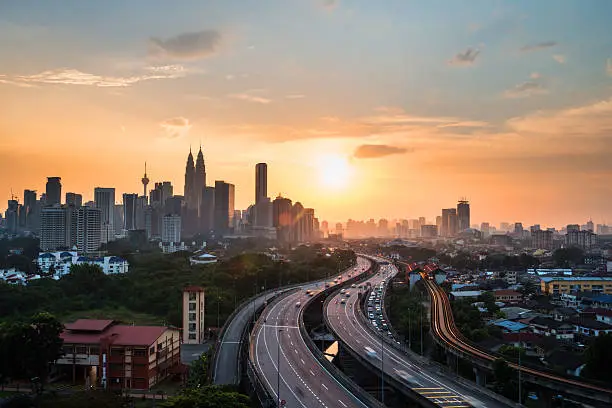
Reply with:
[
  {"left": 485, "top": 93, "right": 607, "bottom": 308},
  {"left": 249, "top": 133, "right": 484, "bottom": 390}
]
[
  {"left": 61, "top": 319, "right": 170, "bottom": 347},
  {"left": 494, "top": 289, "right": 522, "bottom": 297},
  {"left": 64, "top": 319, "right": 114, "bottom": 332}
]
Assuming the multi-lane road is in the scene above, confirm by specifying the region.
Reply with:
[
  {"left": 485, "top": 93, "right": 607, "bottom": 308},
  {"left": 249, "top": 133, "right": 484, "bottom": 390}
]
[
  {"left": 250, "top": 257, "right": 372, "bottom": 408},
  {"left": 326, "top": 259, "right": 513, "bottom": 408}
]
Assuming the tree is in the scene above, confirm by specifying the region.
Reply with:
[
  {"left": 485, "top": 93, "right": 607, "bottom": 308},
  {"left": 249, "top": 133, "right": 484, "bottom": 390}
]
[
  {"left": 493, "top": 358, "right": 513, "bottom": 386},
  {"left": 582, "top": 334, "right": 612, "bottom": 384},
  {"left": 553, "top": 247, "right": 584, "bottom": 268},
  {"left": 187, "top": 353, "right": 209, "bottom": 388},
  {"left": 478, "top": 291, "right": 500, "bottom": 314},
  {"left": 498, "top": 345, "right": 526, "bottom": 362},
  {"left": 161, "top": 386, "right": 250, "bottom": 408}
]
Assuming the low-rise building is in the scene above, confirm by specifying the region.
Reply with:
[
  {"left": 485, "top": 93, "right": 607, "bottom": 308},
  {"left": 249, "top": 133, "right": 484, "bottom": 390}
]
[
  {"left": 569, "top": 317, "right": 612, "bottom": 337},
  {"left": 0, "top": 268, "right": 41, "bottom": 285},
  {"left": 37, "top": 251, "right": 129, "bottom": 276},
  {"left": 449, "top": 290, "right": 482, "bottom": 300},
  {"left": 528, "top": 317, "right": 575, "bottom": 341},
  {"left": 494, "top": 289, "right": 523, "bottom": 303},
  {"left": 540, "top": 277, "right": 612, "bottom": 295},
  {"left": 57, "top": 319, "right": 180, "bottom": 390}
]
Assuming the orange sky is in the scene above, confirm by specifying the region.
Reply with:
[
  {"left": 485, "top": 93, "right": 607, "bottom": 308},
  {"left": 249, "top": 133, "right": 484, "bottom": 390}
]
[{"left": 1, "top": 1, "right": 612, "bottom": 228}]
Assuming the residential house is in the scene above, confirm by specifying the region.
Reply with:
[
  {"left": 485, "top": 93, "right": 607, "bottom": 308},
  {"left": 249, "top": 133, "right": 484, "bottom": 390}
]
[
  {"left": 552, "top": 307, "right": 579, "bottom": 322},
  {"left": 528, "top": 317, "right": 575, "bottom": 341},
  {"left": 569, "top": 317, "right": 612, "bottom": 337},
  {"left": 494, "top": 289, "right": 523, "bottom": 303}
]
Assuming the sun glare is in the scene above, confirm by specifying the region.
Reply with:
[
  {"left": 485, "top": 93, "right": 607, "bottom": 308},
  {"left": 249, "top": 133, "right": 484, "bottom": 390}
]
[{"left": 318, "top": 154, "right": 353, "bottom": 189}]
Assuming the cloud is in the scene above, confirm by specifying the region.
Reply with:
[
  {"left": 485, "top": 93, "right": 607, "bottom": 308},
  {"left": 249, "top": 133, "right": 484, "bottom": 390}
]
[
  {"left": 520, "top": 41, "right": 557, "bottom": 52},
  {"left": 607, "top": 58, "right": 612, "bottom": 76},
  {"left": 320, "top": 0, "right": 339, "bottom": 10},
  {"left": 353, "top": 144, "right": 409, "bottom": 159},
  {"left": 504, "top": 80, "right": 547, "bottom": 98},
  {"left": 448, "top": 48, "right": 480, "bottom": 66},
  {"left": 5, "top": 66, "right": 186, "bottom": 87},
  {"left": 553, "top": 54, "right": 566, "bottom": 64},
  {"left": 530, "top": 72, "right": 541, "bottom": 79},
  {"left": 148, "top": 30, "right": 222, "bottom": 61},
  {"left": 160, "top": 117, "right": 191, "bottom": 138},
  {"left": 286, "top": 94, "right": 305, "bottom": 99},
  {"left": 229, "top": 93, "right": 271, "bottom": 104}
]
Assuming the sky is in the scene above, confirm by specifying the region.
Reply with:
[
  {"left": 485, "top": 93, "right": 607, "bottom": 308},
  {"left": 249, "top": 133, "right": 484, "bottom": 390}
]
[{"left": 1, "top": 0, "right": 611, "bottom": 228}]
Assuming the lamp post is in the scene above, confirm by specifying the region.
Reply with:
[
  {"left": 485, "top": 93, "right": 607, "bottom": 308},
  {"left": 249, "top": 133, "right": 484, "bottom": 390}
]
[
  {"left": 518, "top": 331, "right": 522, "bottom": 404},
  {"left": 381, "top": 329, "right": 385, "bottom": 404},
  {"left": 277, "top": 329, "right": 284, "bottom": 406}
]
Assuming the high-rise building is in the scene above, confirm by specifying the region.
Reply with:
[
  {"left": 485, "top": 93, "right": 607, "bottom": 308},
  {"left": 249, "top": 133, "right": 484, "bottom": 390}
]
[
  {"left": 566, "top": 224, "right": 580, "bottom": 233},
  {"left": 162, "top": 214, "right": 182, "bottom": 243},
  {"left": 114, "top": 204, "right": 124, "bottom": 235},
  {"left": 421, "top": 225, "right": 438, "bottom": 238},
  {"left": 321, "top": 220, "right": 329, "bottom": 237},
  {"left": 292, "top": 202, "right": 306, "bottom": 242},
  {"left": 255, "top": 163, "right": 267, "bottom": 204},
  {"left": 182, "top": 286, "right": 205, "bottom": 344},
  {"left": 200, "top": 186, "right": 215, "bottom": 234},
  {"left": 136, "top": 196, "right": 147, "bottom": 230},
  {"left": 480, "top": 222, "right": 490, "bottom": 238},
  {"left": 194, "top": 148, "right": 206, "bottom": 211},
  {"left": 94, "top": 188, "right": 115, "bottom": 243},
  {"left": 123, "top": 194, "right": 138, "bottom": 230},
  {"left": 23, "top": 189, "right": 39, "bottom": 233},
  {"left": 273, "top": 195, "right": 293, "bottom": 243},
  {"left": 76, "top": 206, "right": 101, "bottom": 253},
  {"left": 45, "top": 177, "right": 62, "bottom": 206},
  {"left": 214, "top": 181, "right": 235, "bottom": 235},
  {"left": 457, "top": 200, "right": 470, "bottom": 232},
  {"left": 514, "top": 222, "right": 524, "bottom": 235},
  {"left": 441, "top": 208, "right": 457, "bottom": 237},
  {"left": 5, "top": 199, "right": 19, "bottom": 233},
  {"left": 378, "top": 219, "right": 389, "bottom": 237},
  {"left": 531, "top": 230, "right": 553, "bottom": 250},
  {"left": 151, "top": 182, "right": 173, "bottom": 208},
  {"left": 40, "top": 206, "right": 75, "bottom": 251},
  {"left": 184, "top": 150, "right": 196, "bottom": 210},
  {"left": 566, "top": 230, "right": 596, "bottom": 251},
  {"left": 65, "top": 192, "right": 82, "bottom": 207},
  {"left": 585, "top": 220, "right": 594, "bottom": 232},
  {"left": 303, "top": 208, "right": 315, "bottom": 242}
]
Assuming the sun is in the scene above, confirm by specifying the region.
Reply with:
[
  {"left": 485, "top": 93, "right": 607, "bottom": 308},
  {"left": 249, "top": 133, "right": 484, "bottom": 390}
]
[{"left": 318, "top": 154, "right": 353, "bottom": 189}]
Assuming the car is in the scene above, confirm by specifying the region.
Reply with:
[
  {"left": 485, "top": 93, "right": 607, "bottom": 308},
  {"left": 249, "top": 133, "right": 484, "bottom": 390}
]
[
  {"left": 351, "top": 284, "right": 356, "bottom": 288},
  {"left": 345, "top": 292, "right": 351, "bottom": 297},
  {"left": 368, "top": 313, "right": 374, "bottom": 319},
  {"left": 340, "top": 298, "right": 346, "bottom": 304},
  {"left": 295, "top": 302, "right": 301, "bottom": 307},
  {"left": 340, "top": 289, "right": 346, "bottom": 294},
  {"left": 306, "top": 289, "right": 311, "bottom": 294},
  {"left": 394, "top": 370, "right": 420, "bottom": 387},
  {"left": 365, "top": 347, "right": 377, "bottom": 358}
]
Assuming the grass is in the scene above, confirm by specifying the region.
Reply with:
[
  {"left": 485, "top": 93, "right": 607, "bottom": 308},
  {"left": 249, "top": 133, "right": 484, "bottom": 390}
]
[{"left": 60, "top": 306, "right": 165, "bottom": 326}]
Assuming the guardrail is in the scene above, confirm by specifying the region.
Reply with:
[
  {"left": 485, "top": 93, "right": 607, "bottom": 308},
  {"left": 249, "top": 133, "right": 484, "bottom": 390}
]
[{"left": 299, "top": 259, "right": 386, "bottom": 408}]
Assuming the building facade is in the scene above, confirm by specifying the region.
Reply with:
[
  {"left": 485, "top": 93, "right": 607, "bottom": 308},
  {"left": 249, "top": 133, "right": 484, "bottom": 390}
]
[
  {"left": 94, "top": 188, "right": 115, "bottom": 244},
  {"left": 213, "top": 181, "right": 235, "bottom": 235},
  {"left": 457, "top": 200, "right": 470, "bottom": 232},
  {"left": 162, "top": 214, "right": 181, "bottom": 243},
  {"left": 182, "top": 286, "right": 205, "bottom": 343},
  {"left": 541, "top": 277, "right": 612, "bottom": 295},
  {"left": 45, "top": 177, "right": 62, "bottom": 206},
  {"left": 76, "top": 206, "right": 101, "bottom": 253}
]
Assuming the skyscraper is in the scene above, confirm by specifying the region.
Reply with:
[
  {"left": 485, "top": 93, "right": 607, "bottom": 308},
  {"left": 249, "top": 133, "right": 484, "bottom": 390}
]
[
  {"left": 457, "top": 200, "right": 470, "bottom": 232},
  {"left": 162, "top": 214, "right": 182, "bottom": 243},
  {"left": 45, "top": 177, "right": 62, "bottom": 206},
  {"left": 94, "top": 188, "right": 115, "bottom": 243},
  {"left": 255, "top": 163, "right": 267, "bottom": 204},
  {"left": 214, "top": 181, "right": 235, "bottom": 235},
  {"left": 5, "top": 200, "right": 18, "bottom": 233},
  {"left": 199, "top": 186, "right": 215, "bottom": 234},
  {"left": 40, "top": 206, "right": 75, "bottom": 251},
  {"left": 65, "top": 192, "right": 82, "bottom": 207},
  {"left": 194, "top": 147, "right": 206, "bottom": 211},
  {"left": 184, "top": 149, "right": 196, "bottom": 209},
  {"left": 76, "top": 206, "right": 101, "bottom": 253},
  {"left": 23, "top": 189, "right": 39, "bottom": 232},
  {"left": 441, "top": 208, "right": 458, "bottom": 237},
  {"left": 273, "top": 195, "right": 293, "bottom": 243},
  {"left": 123, "top": 193, "right": 138, "bottom": 230}
]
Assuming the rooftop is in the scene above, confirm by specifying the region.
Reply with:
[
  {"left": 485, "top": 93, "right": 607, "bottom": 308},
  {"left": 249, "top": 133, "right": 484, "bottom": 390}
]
[
  {"left": 61, "top": 319, "right": 170, "bottom": 346},
  {"left": 540, "top": 276, "right": 612, "bottom": 282},
  {"left": 65, "top": 319, "right": 114, "bottom": 332},
  {"left": 450, "top": 290, "right": 482, "bottom": 297},
  {"left": 493, "top": 319, "right": 530, "bottom": 332}
]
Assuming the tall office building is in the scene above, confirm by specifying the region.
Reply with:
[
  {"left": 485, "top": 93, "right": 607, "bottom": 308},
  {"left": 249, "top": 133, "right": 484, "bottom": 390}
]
[
  {"left": 184, "top": 150, "right": 196, "bottom": 210},
  {"left": 23, "top": 189, "right": 39, "bottom": 232},
  {"left": 567, "top": 224, "right": 581, "bottom": 233},
  {"left": 76, "top": 206, "right": 101, "bottom": 253},
  {"left": 136, "top": 196, "right": 147, "bottom": 230},
  {"left": 441, "top": 208, "right": 458, "bottom": 237},
  {"left": 457, "top": 200, "right": 470, "bottom": 232},
  {"left": 480, "top": 222, "right": 490, "bottom": 238},
  {"left": 151, "top": 182, "right": 173, "bottom": 208},
  {"left": 94, "top": 188, "right": 115, "bottom": 243},
  {"left": 114, "top": 204, "right": 124, "bottom": 235},
  {"left": 199, "top": 186, "right": 215, "bottom": 234},
  {"left": 194, "top": 148, "right": 206, "bottom": 211},
  {"left": 65, "top": 192, "right": 82, "bottom": 207},
  {"left": 45, "top": 177, "right": 62, "bottom": 206},
  {"left": 303, "top": 208, "right": 315, "bottom": 242},
  {"left": 214, "top": 181, "right": 235, "bottom": 235},
  {"left": 40, "top": 206, "right": 75, "bottom": 251},
  {"left": 566, "top": 230, "right": 596, "bottom": 251},
  {"left": 5, "top": 200, "right": 18, "bottom": 233},
  {"left": 162, "top": 214, "right": 182, "bottom": 243},
  {"left": 514, "top": 222, "right": 524, "bottom": 235},
  {"left": 292, "top": 203, "right": 305, "bottom": 242},
  {"left": 273, "top": 195, "right": 293, "bottom": 243},
  {"left": 123, "top": 193, "right": 138, "bottom": 230},
  {"left": 255, "top": 163, "right": 267, "bottom": 204}
]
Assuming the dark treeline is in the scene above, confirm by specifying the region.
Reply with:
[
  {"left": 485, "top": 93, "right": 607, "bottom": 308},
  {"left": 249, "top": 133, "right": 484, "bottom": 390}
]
[{"left": 0, "top": 247, "right": 356, "bottom": 328}]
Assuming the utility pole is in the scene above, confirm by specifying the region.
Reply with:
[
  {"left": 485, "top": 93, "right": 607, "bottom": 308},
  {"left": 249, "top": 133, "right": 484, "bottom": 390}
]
[
  {"left": 420, "top": 304, "right": 424, "bottom": 356},
  {"left": 217, "top": 288, "right": 221, "bottom": 330},
  {"left": 518, "top": 331, "right": 522, "bottom": 404},
  {"left": 277, "top": 329, "right": 284, "bottom": 406},
  {"left": 381, "top": 330, "right": 385, "bottom": 404}
]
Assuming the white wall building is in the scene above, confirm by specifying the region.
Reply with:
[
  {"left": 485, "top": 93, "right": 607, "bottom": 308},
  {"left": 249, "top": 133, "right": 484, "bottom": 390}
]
[
  {"left": 162, "top": 214, "right": 181, "bottom": 243},
  {"left": 182, "top": 286, "right": 205, "bottom": 343},
  {"left": 37, "top": 251, "right": 129, "bottom": 277}
]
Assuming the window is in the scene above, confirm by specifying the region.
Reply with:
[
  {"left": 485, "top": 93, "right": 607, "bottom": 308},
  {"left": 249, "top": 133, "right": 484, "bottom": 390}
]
[
  {"left": 189, "top": 302, "right": 196, "bottom": 311},
  {"left": 157, "top": 343, "right": 163, "bottom": 351},
  {"left": 189, "top": 323, "right": 196, "bottom": 331},
  {"left": 76, "top": 346, "right": 87, "bottom": 354},
  {"left": 109, "top": 363, "right": 123, "bottom": 371},
  {"left": 189, "top": 312, "right": 196, "bottom": 321},
  {"left": 188, "top": 333, "right": 196, "bottom": 340},
  {"left": 90, "top": 346, "right": 100, "bottom": 355},
  {"left": 133, "top": 349, "right": 146, "bottom": 357},
  {"left": 62, "top": 345, "right": 74, "bottom": 355},
  {"left": 189, "top": 293, "right": 196, "bottom": 301},
  {"left": 111, "top": 347, "right": 124, "bottom": 355},
  {"left": 149, "top": 347, "right": 155, "bottom": 356}
]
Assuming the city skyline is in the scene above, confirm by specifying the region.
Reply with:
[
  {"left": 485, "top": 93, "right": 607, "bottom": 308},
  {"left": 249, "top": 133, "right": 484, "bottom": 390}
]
[{"left": 1, "top": 1, "right": 612, "bottom": 226}]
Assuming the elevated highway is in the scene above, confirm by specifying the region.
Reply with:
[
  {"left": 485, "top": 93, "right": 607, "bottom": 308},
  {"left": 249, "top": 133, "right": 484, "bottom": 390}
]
[
  {"left": 326, "top": 258, "right": 514, "bottom": 408},
  {"left": 249, "top": 257, "right": 376, "bottom": 407}
]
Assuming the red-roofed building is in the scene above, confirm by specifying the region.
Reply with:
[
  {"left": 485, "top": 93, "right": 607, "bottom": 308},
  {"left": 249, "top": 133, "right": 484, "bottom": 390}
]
[
  {"left": 57, "top": 319, "right": 180, "bottom": 390},
  {"left": 494, "top": 289, "right": 523, "bottom": 303}
]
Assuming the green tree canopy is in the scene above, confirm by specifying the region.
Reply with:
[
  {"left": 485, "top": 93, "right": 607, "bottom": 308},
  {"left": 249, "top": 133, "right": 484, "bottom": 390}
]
[
  {"left": 582, "top": 334, "right": 612, "bottom": 384},
  {"left": 161, "top": 386, "right": 250, "bottom": 408}
]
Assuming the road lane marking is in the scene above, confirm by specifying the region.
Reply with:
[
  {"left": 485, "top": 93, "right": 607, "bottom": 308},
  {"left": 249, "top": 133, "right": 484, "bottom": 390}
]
[
  {"left": 321, "top": 383, "right": 328, "bottom": 390},
  {"left": 310, "top": 370, "right": 315, "bottom": 376},
  {"left": 301, "top": 359, "right": 305, "bottom": 365},
  {"left": 338, "top": 400, "right": 347, "bottom": 407},
  {"left": 263, "top": 324, "right": 299, "bottom": 329}
]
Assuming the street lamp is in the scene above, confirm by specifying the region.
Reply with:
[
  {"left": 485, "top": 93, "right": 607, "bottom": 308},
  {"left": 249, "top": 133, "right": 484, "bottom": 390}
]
[
  {"left": 381, "top": 329, "right": 385, "bottom": 404},
  {"left": 277, "top": 329, "right": 284, "bottom": 406}
]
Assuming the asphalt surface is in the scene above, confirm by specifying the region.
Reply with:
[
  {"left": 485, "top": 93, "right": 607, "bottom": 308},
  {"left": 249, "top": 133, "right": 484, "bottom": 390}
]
[
  {"left": 251, "top": 257, "right": 372, "bottom": 408},
  {"left": 326, "top": 259, "right": 513, "bottom": 408},
  {"left": 214, "top": 290, "right": 283, "bottom": 385}
]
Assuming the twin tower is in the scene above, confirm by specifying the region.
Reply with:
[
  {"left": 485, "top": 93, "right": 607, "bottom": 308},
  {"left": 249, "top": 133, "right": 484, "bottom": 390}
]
[{"left": 184, "top": 147, "right": 206, "bottom": 211}]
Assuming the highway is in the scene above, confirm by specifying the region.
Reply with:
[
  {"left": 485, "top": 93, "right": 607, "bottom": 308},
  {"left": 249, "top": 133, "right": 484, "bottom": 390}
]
[
  {"left": 326, "top": 259, "right": 513, "bottom": 408},
  {"left": 422, "top": 274, "right": 612, "bottom": 402},
  {"left": 250, "top": 257, "right": 372, "bottom": 408}
]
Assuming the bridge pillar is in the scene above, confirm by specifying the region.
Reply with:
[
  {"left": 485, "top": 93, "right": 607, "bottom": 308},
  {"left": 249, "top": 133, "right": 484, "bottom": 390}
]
[{"left": 473, "top": 367, "right": 486, "bottom": 387}]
